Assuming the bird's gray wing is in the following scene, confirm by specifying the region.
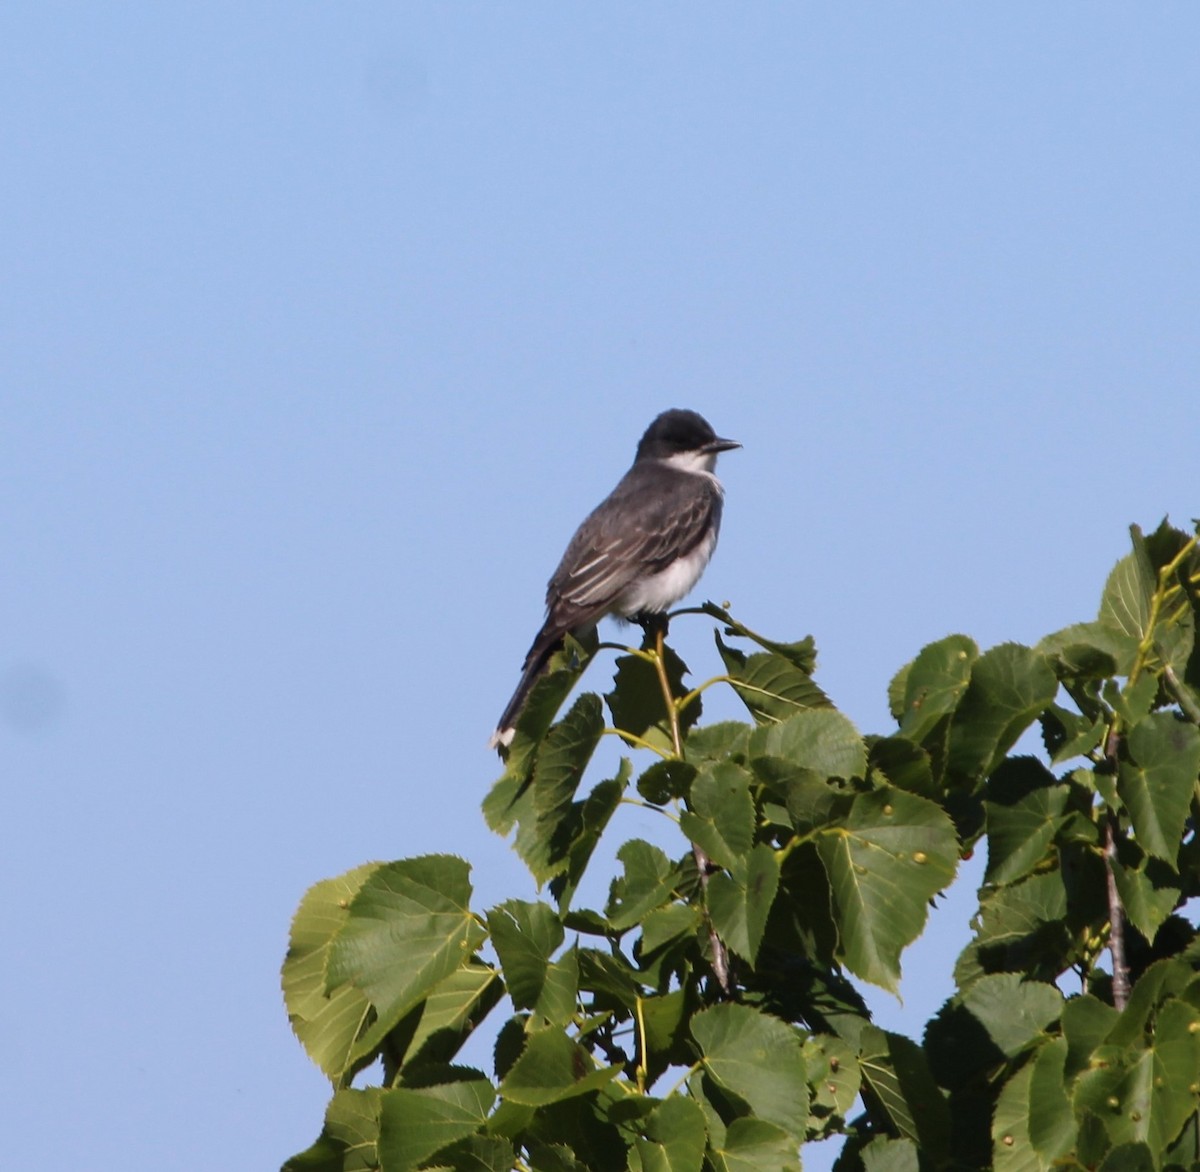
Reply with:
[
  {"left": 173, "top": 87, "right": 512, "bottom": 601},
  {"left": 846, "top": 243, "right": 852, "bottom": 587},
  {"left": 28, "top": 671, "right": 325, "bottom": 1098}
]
[{"left": 546, "top": 473, "right": 720, "bottom": 617}]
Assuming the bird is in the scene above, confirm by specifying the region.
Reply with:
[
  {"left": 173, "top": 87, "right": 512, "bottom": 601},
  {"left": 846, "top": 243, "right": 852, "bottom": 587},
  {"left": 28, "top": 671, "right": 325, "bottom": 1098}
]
[{"left": 490, "top": 408, "right": 740, "bottom": 749}]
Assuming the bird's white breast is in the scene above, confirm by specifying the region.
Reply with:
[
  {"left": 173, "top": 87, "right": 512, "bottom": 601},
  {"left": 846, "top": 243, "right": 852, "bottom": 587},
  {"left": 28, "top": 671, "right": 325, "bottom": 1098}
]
[{"left": 614, "top": 515, "right": 720, "bottom": 617}]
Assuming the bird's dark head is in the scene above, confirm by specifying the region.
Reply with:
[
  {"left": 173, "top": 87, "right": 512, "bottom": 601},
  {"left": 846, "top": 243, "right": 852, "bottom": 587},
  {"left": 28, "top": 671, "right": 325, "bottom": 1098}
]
[{"left": 635, "top": 409, "right": 740, "bottom": 465}]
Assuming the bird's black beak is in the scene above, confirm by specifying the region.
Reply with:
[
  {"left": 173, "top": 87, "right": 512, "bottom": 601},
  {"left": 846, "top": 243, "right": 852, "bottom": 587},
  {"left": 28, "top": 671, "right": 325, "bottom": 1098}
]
[{"left": 703, "top": 437, "right": 741, "bottom": 454}]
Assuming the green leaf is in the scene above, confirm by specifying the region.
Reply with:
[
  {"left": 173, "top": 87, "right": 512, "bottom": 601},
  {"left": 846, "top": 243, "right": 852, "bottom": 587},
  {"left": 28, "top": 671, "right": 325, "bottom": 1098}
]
[
  {"left": 283, "top": 1087, "right": 382, "bottom": 1172},
  {"left": 1062, "top": 994, "right": 1119, "bottom": 1077},
  {"left": 679, "top": 761, "right": 755, "bottom": 870},
  {"left": 691, "top": 1004, "right": 808, "bottom": 1141},
  {"left": 326, "top": 856, "right": 485, "bottom": 1061},
  {"left": 433, "top": 1135, "right": 515, "bottom": 1172},
  {"left": 1028, "top": 1038, "right": 1075, "bottom": 1161},
  {"left": 532, "top": 694, "right": 605, "bottom": 822},
  {"left": 640, "top": 903, "right": 701, "bottom": 956},
  {"left": 1037, "top": 621, "right": 1129, "bottom": 678},
  {"left": 816, "top": 788, "right": 958, "bottom": 992},
  {"left": 867, "top": 735, "right": 936, "bottom": 799},
  {"left": 636, "top": 759, "right": 697, "bottom": 805},
  {"left": 892, "top": 634, "right": 977, "bottom": 743},
  {"left": 550, "top": 764, "right": 630, "bottom": 908},
  {"left": 1117, "top": 712, "right": 1200, "bottom": 862},
  {"left": 859, "top": 1025, "right": 951, "bottom": 1162},
  {"left": 606, "top": 840, "right": 681, "bottom": 931},
  {"left": 1099, "top": 549, "right": 1155, "bottom": 654},
  {"left": 378, "top": 1073, "right": 495, "bottom": 1172},
  {"left": 1097, "top": 1143, "right": 1155, "bottom": 1172},
  {"left": 706, "top": 1118, "right": 797, "bottom": 1172},
  {"left": 633, "top": 1096, "right": 708, "bottom": 1172},
  {"left": 860, "top": 1137, "right": 919, "bottom": 1172},
  {"left": 606, "top": 644, "right": 700, "bottom": 753},
  {"left": 947, "top": 643, "right": 1059, "bottom": 781},
  {"left": 487, "top": 900, "right": 564, "bottom": 1014},
  {"left": 282, "top": 863, "right": 382, "bottom": 1083},
  {"left": 984, "top": 757, "right": 1069, "bottom": 885},
  {"left": 715, "top": 632, "right": 831, "bottom": 724},
  {"left": 1110, "top": 842, "right": 1182, "bottom": 942},
  {"left": 400, "top": 965, "right": 503, "bottom": 1068},
  {"left": 991, "top": 1059, "right": 1039, "bottom": 1172},
  {"left": 749, "top": 708, "right": 867, "bottom": 781},
  {"left": 683, "top": 720, "right": 752, "bottom": 762},
  {"left": 960, "top": 973, "right": 1063, "bottom": 1058},
  {"left": 706, "top": 844, "right": 781, "bottom": 964},
  {"left": 497, "top": 1027, "right": 620, "bottom": 1106},
  {"left": 804, "top": 1033, "right": 861, "bottom": 1132},
  {"left": 1073, "top": 998, "right": 1200, "bottom": 1153},
  {"left": 954, "top": 871, "right": 1069, "bottom": 990},
  {"left": 500, "top": 633, "right": 597, "bottom": 785}
]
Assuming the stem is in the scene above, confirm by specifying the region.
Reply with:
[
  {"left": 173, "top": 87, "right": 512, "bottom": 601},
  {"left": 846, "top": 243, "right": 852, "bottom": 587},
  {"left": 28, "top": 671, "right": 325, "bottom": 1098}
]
[
  {"left": 634, "top": 995, "right": 648, "bottom": 1094},
  {"left": 603, "top": 727, "right": 672, "bottom": 759},
  {"left": 650, "top": 624, "right": 732, "bottom": 995},
  {"left": 1105, "top": 812, "right": 1130, "bottom": 1010},
  {"left": 1102, "top": 724, "right": 1130, "bottom": 1010}
]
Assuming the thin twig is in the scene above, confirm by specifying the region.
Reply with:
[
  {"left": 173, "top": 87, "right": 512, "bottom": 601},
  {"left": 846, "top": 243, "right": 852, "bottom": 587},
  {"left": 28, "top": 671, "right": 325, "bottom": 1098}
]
[
  {"left": 1105, "top": 812, "right": 1130, "bottom": 1010},
  {"left": 650, "top": 624, "right": 732, "bottom": 995},
  {"left": 1102, "top": 725, "right": 1130, "bottom": 1010}
]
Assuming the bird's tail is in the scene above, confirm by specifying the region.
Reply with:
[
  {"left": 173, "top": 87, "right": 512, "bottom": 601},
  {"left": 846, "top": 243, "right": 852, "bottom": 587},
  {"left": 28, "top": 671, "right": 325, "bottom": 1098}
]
[{"left": 489, "top": 628, "right": 564, "bottom": 750}]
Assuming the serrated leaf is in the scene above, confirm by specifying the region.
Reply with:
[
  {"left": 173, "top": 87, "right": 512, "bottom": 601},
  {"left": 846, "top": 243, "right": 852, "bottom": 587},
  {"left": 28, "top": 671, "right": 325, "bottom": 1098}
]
[
  {"left": 992, "top": 1060, "right": 1040, "bottom": 1172},
  {"left": 816, "top": 789, "right": 958, "bottom": 992},
  {"left": 497, "top": 1027, "right": 620, "bottom": 1106},
  {"left": 283, "top": 1087, "right": 383, "bottom": 1172},
  {"left": 640, "top": 902, "right": 700, "bottom": 956},
  {"left": 984, "top": 758, "right": 1069, "bottom": 885},
  {"left": 860, "top": 1137, "right": 919, "bottom": 1172},
  {"left": 859, "top": 1025, "right": 950, "bottom": 1162},
  {"left": 432, "top": 1135, "right": 515, "bottom": 1172},
  {"left": 706, "top": 1118, "right": 797, "bottom": 1172},
  {"left": 1117, "top": 712, "right": 1200, "bottom": 862},
  {"left": 893, "top": 635, "right": 977, "bottom": 743},
  {"left": 378, "top": 1073, "right": 495, "bottom": 1172},
  {"left": 606, "top": 645, "right": 700, "bottom": 752},
  {"left": 499, "top": 633, "right": 596, "bottom": 786},
  {"left": 1073, "top": 998, "right": 1200, "bottom": 1153},
  {"left": 960, "top": 973, "right": 1063, "bottom": 1057},
  {"left": 1110, "top": 843, "right": 1181, "bottom": 942},
  {"left": 804, "top": 1033, "right": 860, "bottom": 1132},
  {"left": 1061, "top": 994, "right": 1120, "bottom": 1077},
  {"left": 706, "top": 844, "right": 781, "bottom": 964},
  {"left": 550, "top": 765, "right": 630, "bottom": 908},
  {"left": 1028, "top": 1037, "right": 1075, "bottom": 1161},
  {"left": 867, "top": 735, "right": 937, "bottom": 799},
  {"left": 684, "top": 720, "right": 753, "bottom": 762},
  {"left": 947, "top": 643, "right": 1058, "bottom": 781},
  {"left": 326, "top": 856, "right": 485, "bottom": 1061},
  {"left": 749, "top": 708, "right": 867, "bottom": 781},
  {"left": 487, "top": 900, "right": 564, "bottom": 1014},
  {"left": 679, "top": 761, "right": 755, "bottom": 870},
  {"left": 633, "top": 1096, "right": 708, "bottom": 1172},
  {"left": 1100, "top": 550, "right": 1155, "bottom": 650},
  {"left": 954, "top": 871, "right": 1069, "bottom": 990},
  {"left": 636, "top": 759, "right": 697, "bottom": 805},
  {"left": 691, "top": 1004, "right": 808, "bottom": 1140},
  {"left": 282, "top": 864, "right": 382, "bottom": 1083},
  {"left": 715, "top": 632, "right": 830, "bottom": 724},
  {"left": 532, "top": 695, "right": 605, "bottom": 821},
  {"left": 1037, "top": 621, "right": 1130, "bottom": 678},
  {"left": 402, "top": 965, "right": 503, "bottom": 1068},
  {"left": 607, "top": 840, "right": 681, "bottom": 931}
]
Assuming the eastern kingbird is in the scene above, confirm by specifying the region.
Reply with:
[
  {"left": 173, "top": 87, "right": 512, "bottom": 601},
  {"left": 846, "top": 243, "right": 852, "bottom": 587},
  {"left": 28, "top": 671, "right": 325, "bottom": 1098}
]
[{"left": 491, "top": 409, "right": 740, "bottom": 749}]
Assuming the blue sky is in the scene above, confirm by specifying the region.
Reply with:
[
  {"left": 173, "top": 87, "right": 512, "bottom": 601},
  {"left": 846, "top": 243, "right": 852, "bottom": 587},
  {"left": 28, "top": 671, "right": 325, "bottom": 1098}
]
[{"left": 3, "top": 6, "right": 1198, "bottom": 1169}]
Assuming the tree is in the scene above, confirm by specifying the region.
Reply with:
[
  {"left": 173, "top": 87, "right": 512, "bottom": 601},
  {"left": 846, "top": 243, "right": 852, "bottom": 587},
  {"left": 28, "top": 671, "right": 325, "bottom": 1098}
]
[{"left": 281, "top": 519, "right": 1200, "bottom": 1171}]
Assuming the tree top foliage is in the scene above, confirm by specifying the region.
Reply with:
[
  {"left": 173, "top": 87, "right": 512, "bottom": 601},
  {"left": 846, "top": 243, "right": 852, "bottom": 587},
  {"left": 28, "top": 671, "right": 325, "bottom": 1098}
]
[{"left": 282, "top": 519, "right": 1200, "bottom": 1172}]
